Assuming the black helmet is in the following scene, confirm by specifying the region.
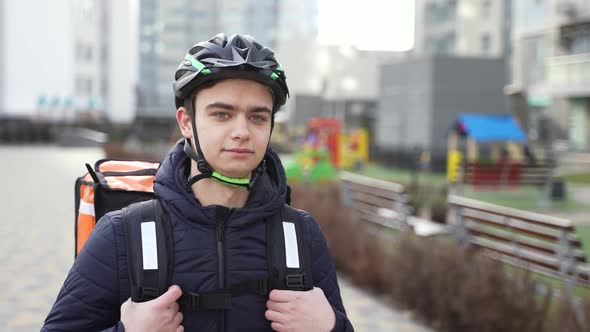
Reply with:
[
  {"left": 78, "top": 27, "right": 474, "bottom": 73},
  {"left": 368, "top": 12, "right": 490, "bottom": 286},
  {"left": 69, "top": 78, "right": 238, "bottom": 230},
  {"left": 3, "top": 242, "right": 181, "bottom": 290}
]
[{"left": 173, "top": 33, "right": 289, "bottom": 110}]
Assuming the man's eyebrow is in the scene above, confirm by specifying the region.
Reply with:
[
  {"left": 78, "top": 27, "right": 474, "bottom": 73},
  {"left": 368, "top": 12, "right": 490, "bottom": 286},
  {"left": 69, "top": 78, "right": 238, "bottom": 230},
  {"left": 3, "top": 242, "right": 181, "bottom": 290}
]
[
  {"left": 205, "top": 102, "right": 235, "bottom": 111},
  {"left": 205, "top": 102, "right": 271, "bottom": 114},
  {"left": 248, "top": 106, "right": 272, "bottom": 113}
]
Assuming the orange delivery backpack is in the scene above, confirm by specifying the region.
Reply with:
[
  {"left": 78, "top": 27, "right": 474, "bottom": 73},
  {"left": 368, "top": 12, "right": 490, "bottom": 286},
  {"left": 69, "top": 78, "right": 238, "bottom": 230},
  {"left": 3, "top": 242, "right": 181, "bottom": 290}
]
[{"left": 74, "top": 159, "right": 160, "bottom": 256}]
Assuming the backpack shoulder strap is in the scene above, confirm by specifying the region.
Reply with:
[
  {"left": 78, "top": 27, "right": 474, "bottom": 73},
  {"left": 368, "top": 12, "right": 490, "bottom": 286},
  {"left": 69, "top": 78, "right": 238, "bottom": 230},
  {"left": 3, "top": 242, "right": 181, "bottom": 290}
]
[
  {"left": 122, "top": 199, "right": 173, "bottom": 302},
  {"left": 267, "top": 204, "right": 314, "bottom": 291}
]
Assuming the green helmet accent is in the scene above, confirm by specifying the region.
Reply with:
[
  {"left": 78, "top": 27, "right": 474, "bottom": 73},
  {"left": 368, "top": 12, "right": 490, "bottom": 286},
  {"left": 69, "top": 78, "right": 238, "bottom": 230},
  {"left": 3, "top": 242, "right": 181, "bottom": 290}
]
[
  {"left": 270, "top": 72, "right": 279, "bottom": 80},
  {"left": 211, "top": 171, "right": 250, "bottom": 188},
  {"left": 184, "top": 54, "right": 212, "bottom": 75}
]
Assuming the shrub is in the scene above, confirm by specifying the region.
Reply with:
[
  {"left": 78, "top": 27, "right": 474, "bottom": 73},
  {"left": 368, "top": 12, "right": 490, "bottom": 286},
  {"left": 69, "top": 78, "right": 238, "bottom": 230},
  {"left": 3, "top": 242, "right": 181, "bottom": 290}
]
[
  {"left": 290, "top": 183, "right": 563, "bottom": 332},
  {"left": 388, "top": 236, "right": 551, "bottom": 332},
  {"left": 405, "top": 183, "right": 434, "bottom": 217},
  {"left": 430, "top": 186, "right": 449, "bottom": 224}
]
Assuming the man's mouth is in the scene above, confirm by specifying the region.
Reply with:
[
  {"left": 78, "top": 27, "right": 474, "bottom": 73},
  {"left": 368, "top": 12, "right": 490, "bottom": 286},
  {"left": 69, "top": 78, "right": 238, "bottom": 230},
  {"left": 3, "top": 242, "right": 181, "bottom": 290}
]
[{"left": 224, "top": 148, "right": 254, "bottom": 154}]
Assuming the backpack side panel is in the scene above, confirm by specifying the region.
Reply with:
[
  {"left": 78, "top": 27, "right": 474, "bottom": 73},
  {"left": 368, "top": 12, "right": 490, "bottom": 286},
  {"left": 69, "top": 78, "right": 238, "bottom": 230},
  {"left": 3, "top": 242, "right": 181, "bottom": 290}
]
[
  {"left": 94, "top": 189, "right": 155, "bottom": 222},
  {"left": 75, "top": 176, "right": 96, "bottom": 256}
]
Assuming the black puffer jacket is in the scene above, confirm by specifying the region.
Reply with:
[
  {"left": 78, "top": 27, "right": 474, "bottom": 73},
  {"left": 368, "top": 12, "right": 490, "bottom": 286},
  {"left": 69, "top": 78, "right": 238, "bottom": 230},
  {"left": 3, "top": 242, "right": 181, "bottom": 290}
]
[{"left": 43, "top": 141, "right": 353, "bottom": 331}]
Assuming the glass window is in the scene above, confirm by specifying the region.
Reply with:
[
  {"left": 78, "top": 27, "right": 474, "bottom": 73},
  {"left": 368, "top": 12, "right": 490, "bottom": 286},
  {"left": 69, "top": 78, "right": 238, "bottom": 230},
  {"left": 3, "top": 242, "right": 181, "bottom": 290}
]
[
  {"left": 481, "top": 0, "right": 491, "bottom": 18},
  {"left": 570, "top": 25, "right": 590, "bottom": 54},
  {"left": 524, "top": 36, "right": 547, "bottom": 84},
  {"left": 481, "top": 34, "right": 491, "bottom": 53}
]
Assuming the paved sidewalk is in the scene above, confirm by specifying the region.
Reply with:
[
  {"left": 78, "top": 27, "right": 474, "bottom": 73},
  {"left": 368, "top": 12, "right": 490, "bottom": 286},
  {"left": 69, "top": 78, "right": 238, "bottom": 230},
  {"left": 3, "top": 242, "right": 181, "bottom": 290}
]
[{"left": 338, "top": 275, "right": 435, "bottom": 332}]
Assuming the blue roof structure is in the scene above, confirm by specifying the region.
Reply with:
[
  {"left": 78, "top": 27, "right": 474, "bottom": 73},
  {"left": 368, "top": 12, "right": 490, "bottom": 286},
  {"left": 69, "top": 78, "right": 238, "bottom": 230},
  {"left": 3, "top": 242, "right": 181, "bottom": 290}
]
[{"left": 455, "top": 114, "right": 526, "bottom": 143}]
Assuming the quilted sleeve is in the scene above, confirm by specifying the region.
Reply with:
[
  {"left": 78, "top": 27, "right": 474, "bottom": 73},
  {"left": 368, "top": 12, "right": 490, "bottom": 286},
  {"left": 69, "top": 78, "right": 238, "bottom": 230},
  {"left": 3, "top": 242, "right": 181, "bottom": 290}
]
[
  {"left": 42, "top": 213, "right": 125, "bottom": 331},
  {"left": 301, "top": 211, "right": 354, "bottom": 332}
]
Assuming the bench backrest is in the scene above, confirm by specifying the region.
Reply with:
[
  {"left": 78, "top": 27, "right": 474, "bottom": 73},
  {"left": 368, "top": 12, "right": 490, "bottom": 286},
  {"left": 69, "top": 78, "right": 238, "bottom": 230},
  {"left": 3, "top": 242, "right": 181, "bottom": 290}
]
[
  {"left": 339, "top": 172, "right": 410, "bottom": 233},
  {"left": 449, "top": 195, "right": 590, "bottom": 286}
]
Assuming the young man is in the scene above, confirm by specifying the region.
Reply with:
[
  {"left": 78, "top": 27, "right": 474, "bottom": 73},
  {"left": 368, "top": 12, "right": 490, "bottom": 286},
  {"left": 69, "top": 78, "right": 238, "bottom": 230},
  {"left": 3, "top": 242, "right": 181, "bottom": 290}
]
[{"left": 42, "top": 33, "right": 353, "bottom": 331}]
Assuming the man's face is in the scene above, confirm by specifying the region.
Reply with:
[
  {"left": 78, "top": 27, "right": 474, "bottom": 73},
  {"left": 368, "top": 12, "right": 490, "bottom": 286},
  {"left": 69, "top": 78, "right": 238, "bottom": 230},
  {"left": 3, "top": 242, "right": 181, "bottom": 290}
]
[{"left": 192, "top": 79, "right": 274, "bottom": 179}]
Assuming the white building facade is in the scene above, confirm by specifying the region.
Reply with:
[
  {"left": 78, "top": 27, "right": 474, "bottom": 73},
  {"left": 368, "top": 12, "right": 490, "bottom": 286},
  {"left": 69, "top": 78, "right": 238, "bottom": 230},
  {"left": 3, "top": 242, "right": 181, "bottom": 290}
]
[
  {"left": 510, "top": 0, "right": 590, "bottom": 151},
  {"left": 0, "top": 0, "right": 134, "bottom": 123}
]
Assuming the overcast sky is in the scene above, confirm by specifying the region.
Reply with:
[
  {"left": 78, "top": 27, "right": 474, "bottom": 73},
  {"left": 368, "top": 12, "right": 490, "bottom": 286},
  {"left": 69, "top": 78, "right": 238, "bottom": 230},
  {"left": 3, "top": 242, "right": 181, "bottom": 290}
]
[{"left": 318, "top": 0, "right": 415, "bottom": 51}]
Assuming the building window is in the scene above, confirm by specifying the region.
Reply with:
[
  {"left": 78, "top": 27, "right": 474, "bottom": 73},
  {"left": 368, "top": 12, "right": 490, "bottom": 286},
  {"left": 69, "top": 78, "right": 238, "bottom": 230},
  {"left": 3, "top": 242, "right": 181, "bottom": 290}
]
[
  {"left": 481, "top": 0, "right": 491, "bottom": 18},
  {"left": 425, "top": 1, "right": 457, "bottom": 25},
  {"left": 525, "top": 36, "right": 547, "bottom": 84},
  {"left": 86, "top": 46, "right": 93, "bottom": 62},
  {"left": 75, "top": 77, "right": 83, "bottom": 94},
  {"left": 101, "top": 78, "right": 108, "bottom": 98},
  {"left": 101, "top": 45, "right": 108, "bottom": 63},
  {"left": 481, "top": 34, "right": 491, "bottom": 53}
]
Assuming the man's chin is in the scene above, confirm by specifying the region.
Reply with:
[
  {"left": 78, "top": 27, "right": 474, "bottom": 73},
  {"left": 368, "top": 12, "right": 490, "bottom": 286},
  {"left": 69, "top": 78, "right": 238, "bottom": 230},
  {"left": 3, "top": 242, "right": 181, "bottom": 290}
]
[
  {"left": 215, "top": 169, "right": 251, "bottom": 179},
  {"left": 214, "top": 161, "right": 260, "bottom": 179}
]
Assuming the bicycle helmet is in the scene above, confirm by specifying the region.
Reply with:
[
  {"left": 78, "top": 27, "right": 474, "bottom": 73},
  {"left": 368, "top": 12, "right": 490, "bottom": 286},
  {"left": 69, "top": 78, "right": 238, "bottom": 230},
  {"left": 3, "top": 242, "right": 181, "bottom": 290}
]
[{"left": 173, "top": 33, "right": 289, "bottom": 190}]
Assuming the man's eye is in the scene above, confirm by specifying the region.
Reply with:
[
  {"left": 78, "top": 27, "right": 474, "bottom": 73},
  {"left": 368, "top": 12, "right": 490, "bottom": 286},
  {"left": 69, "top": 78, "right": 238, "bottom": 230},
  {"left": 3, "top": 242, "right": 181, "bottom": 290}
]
[
  {"left": 213, "top": 112, "right": 229, "bottom": 119},
  {"left": 250, "top": 114, "right": 267, "bottom": 122}
]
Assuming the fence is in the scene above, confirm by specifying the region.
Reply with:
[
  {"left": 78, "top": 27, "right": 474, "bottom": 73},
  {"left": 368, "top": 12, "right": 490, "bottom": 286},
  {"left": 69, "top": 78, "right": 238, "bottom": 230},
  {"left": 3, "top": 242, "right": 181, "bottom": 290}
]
[{"left": 461, "top": 162, "right": 554, "bottom": 187}]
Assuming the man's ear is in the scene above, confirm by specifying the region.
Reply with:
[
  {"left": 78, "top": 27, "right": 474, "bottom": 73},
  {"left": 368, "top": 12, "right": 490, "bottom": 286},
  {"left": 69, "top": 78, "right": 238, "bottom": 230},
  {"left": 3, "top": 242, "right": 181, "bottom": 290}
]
[{"left": 176, "top": 107, "right": 192, "bottom": 138}]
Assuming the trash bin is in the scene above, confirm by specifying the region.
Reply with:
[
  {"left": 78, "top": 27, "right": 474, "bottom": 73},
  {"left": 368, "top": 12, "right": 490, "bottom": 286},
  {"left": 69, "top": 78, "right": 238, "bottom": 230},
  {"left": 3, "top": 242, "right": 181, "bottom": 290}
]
[{"left": 551, "top": 180, "right": 566, "bottom": 201}]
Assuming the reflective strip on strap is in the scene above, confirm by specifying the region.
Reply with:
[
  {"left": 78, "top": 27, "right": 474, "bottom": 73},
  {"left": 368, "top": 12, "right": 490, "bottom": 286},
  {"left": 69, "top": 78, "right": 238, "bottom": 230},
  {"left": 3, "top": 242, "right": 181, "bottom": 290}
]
[
  {"left": 141, "top": 222, "right": 158, "bottom": 270},
  {"left": 282, "top": 222, "right": 300, "bottom": 268},
  {"left": 78, "top": 200, "right": 95, "bottom": 216}
]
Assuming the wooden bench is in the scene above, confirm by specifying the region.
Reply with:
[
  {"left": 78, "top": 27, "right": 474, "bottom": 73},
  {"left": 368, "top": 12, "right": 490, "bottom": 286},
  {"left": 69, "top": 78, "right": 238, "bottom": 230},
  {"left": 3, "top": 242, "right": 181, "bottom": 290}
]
[
  {"left": 339, "top": 172, "right": 411, "bottom": 235},
  {"left": 449, "top": 195, "right": 590, "bottom": 287}
]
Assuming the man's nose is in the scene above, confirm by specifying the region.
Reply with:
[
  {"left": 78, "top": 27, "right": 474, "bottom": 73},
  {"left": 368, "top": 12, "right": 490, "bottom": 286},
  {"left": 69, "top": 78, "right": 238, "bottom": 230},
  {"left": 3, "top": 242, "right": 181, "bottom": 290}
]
[{"left": 231, "top": 116, "right": 250, "bottom": 140}]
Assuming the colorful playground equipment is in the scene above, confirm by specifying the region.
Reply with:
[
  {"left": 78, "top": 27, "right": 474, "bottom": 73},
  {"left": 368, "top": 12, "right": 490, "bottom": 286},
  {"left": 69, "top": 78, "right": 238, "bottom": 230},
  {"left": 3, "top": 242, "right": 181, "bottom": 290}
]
[
  {"left": 446, "top": 113, "right": 546, "bottom": 188},
  {"left": 284, "top": 117, "right": 369, "bottom": 183}
]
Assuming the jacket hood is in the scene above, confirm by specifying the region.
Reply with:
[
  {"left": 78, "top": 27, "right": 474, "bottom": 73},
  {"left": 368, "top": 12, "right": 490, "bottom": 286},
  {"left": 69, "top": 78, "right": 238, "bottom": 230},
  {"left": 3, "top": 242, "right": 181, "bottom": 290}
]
[{"left": 153, "top": 140, "right": 288, "bottom": 228}]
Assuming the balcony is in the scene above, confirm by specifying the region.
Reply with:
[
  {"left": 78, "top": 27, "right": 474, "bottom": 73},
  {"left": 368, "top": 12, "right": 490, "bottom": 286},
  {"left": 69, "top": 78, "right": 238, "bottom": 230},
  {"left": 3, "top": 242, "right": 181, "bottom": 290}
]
[{"left": 546, "top": 53, "right": 590, "bottom": 96}]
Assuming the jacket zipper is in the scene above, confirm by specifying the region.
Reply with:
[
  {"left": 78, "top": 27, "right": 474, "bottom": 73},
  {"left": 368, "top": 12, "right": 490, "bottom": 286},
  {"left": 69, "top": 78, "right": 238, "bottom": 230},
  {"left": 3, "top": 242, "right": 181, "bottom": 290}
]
[{"left": 216, "top": 207, "right": 232, "bottom": 332}]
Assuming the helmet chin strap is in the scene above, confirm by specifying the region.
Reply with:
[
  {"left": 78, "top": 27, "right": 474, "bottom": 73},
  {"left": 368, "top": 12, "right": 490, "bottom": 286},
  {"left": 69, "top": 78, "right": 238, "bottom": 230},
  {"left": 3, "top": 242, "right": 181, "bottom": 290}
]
[{"left": 184, "top": 98, "right": 266, "bottom": 191}]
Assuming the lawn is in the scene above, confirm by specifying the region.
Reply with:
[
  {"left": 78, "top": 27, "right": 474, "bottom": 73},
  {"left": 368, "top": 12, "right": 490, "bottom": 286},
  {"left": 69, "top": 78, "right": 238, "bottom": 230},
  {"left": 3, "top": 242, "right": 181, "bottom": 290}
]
[
  {"left": 352, "top": 163, "right": 588, "bottom": 212},
  {"left": 351, "top": 163, "right": 447, "bottom": 186},
  {"left": 577, "top": 224, "right": 590, "bottom": 259},
  {"left": 559, "top": 171, "right": 590, "bottom": 185},
  {"left": 458, "top": 185, "right": 588, "bottom": 212}
]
